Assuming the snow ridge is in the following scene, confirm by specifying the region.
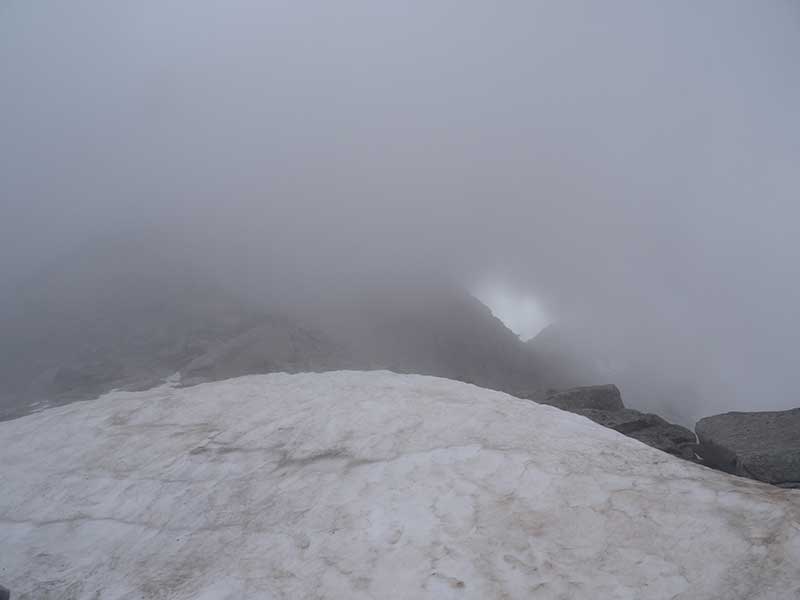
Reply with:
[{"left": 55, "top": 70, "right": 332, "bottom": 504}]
[{"left": 1, "top": 371, "right": 798, "bottom": 599}]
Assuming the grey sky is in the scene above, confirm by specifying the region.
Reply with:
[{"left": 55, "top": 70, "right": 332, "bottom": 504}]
[{"left": 2, "top": 1, "right": 799, "bottom": 417}]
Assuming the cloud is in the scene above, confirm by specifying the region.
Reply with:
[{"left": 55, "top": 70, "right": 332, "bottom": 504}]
[{"left": 1, "top": 1, "right": 799, "bottom": 418}]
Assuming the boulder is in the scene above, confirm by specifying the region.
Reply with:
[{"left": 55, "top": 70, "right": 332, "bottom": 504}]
[
  {"left": 518, "top": 385, "right": 697, "bottom": 460},
  {"left": 572, "top": 408, "right": 697, "bottom": 460},
  {"left": 541, "top": 384, "right": 624, "bottom": 411},
  {"left": 695, "top": 408, "right": 800, "bottom": 487},
  {"left": 625, "top": 421, "right": 698, "bottom": 461},
  {"left": 571, "top": 407, "right": 655, "bottom": 433},
  {"left": 573, "top": 408, "right": 696, "bottom": 460}
]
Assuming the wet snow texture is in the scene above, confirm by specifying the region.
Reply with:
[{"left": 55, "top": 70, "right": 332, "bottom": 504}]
[{"left": 1, "top": 371, "right": 799, "bottom": 599}]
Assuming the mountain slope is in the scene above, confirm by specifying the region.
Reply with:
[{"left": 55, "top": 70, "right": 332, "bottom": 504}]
[
  {"left": 1, "top": 372, "right": 798, "bottom": 599},
  {"left": 0, "top": 236, "right": 544, "bottom": 418},
  {"left": 0, "top": 236, "right": 346, "bottom": 418},
  {"left": 301, "top": 284, "right": 539, "bottom": 392}
]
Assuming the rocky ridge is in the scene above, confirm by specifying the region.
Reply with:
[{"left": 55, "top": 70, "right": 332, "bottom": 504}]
[{"left": 516, "top": 384, "right": 698, "bottom": 461}]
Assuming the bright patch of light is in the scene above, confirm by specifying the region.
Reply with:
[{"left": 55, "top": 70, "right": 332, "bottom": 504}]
[{"left": 473, "top": 282, "right": 550, "bottom": 341}]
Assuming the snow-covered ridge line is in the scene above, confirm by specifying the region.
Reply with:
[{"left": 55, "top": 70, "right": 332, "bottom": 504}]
[{"left": 1, "top": 371, "right": 798, "bottom": 599}]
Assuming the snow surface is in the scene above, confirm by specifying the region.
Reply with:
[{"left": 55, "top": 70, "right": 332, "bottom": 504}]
[{"left": 1, "top": 371, "right": 799, "bottom": 599}]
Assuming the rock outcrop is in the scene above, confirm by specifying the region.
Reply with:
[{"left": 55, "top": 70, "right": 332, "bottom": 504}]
[
  {"left": 518, "top": 385, "right": 697, "bottom": 460},
  {"left": 524, "top": 324, "right": 704, "bottom": 425},
  {"left": 574, "top": 408, "right": 698, "bottom": 460},
  {"left": 695, "top": 408, "right": 800, "bottom": 488},
  {"left": 302, "top": 284, "right": 542, "bottom": 393},
  {"left": 539, "top": 384, "right": 624, "bottom": 411}
]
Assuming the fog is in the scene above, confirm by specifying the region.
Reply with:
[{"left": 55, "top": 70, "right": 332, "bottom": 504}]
[{"left": 2, "top": 1, "right": 799, "bottom": 420}]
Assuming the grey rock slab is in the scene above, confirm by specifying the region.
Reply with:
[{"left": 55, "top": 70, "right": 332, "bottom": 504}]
[
  {"left": 541, "top": 384, "right": 625, "bottom": 411},
  {"left": 696, "top": 408, "right": 800, "bottom": 485}
]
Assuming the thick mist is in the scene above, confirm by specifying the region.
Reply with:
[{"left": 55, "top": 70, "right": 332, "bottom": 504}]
[{"left": 2, "top": 1, "right": 799, "bottom": 421}]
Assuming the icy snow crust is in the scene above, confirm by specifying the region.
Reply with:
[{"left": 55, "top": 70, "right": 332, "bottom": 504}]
[{"left": 1, "top": 371, "right": 799, "bottom": 599}]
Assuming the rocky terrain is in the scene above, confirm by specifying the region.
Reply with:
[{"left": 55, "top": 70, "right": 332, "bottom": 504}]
[
  {"left": 524, "top": 324, "right": 703, "bottom": 426},
  {"left": 695, "top": 408, "right": 800, "bottom": 488},
  {"left": 516, "top": 384, "right": 698, "bottom": 461},
  {"left": 516, "top": 386, "right": 800, "bottom": 488},
  {"left": 1, "top": 371, "right": 798, "bottom": 600}
]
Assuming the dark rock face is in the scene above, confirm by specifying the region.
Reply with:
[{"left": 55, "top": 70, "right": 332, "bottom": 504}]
[
  {"left": 574, "top": 408, "right": 696, "bottom": 460},
  {"left": 572, "top": 407, "right": 657, "bottom": 433},
  {"left": 518, "top": 386, "right": 697, "bottom": 460},
  {"left": 695, "top": 409, "right": 800, "bottom": 486},
  {"left": 524, "top": 324, "right": 704, "bottom": 425},
  {"left": 540, "top": 384, "right": 624, "bottom": 411},
  {"left": 625, "top": 422, "right": 697, "bottom": 460},
  {"left": 304, "top": 285, "right": 541, "bottom": 394}
]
